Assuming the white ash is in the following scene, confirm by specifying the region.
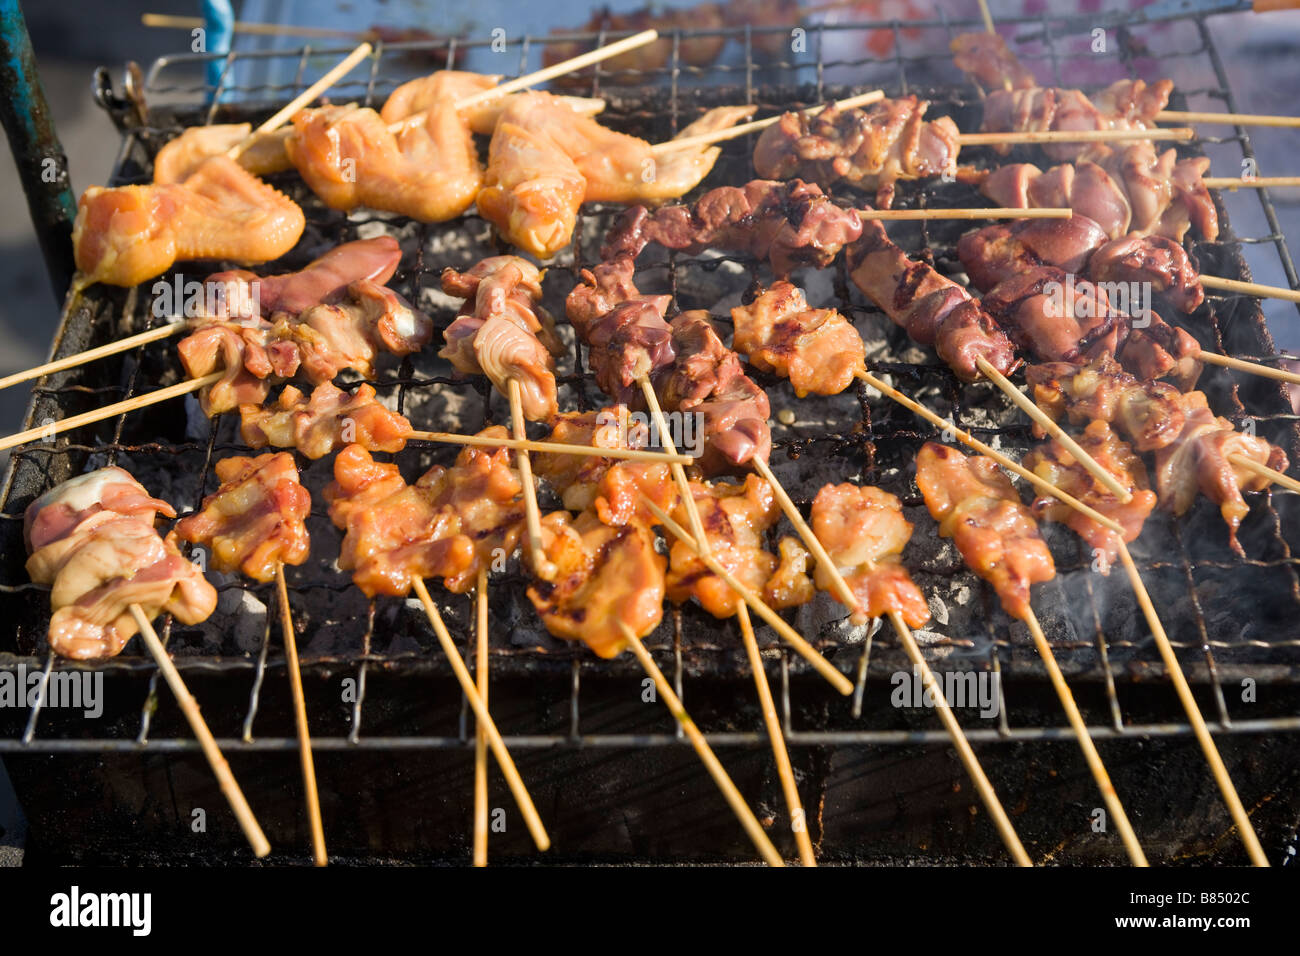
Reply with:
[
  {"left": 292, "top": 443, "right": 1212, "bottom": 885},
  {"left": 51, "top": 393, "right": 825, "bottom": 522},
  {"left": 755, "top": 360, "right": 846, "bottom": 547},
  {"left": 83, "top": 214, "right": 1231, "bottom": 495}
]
[{"left": 212, "top": 587, "right": 268, "bottom": 654}]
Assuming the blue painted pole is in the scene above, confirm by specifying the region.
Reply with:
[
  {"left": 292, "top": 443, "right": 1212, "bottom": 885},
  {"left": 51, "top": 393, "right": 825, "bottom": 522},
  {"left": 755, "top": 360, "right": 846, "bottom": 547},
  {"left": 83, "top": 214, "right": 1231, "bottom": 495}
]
[
  {"left": 204, "top": 0, "right": 234, "bottom": 103},
  {"left": 0, "top": 0, "right": 76, "bottom": 301}
]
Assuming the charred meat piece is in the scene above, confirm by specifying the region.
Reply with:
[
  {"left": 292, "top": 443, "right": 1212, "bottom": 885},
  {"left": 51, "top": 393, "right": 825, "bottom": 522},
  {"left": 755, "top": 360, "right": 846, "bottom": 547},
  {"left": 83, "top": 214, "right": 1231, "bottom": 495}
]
[
  {"left": 24, "top": 469, "right": 216, "bottom": 660},
  {"left": 957, "top": 214, "right": 1109, "bottom": 293},
  {"left": 1153, "top": 391, "right": 1290, "bottom": 554},
  {"left": 239, "top": 382, "right": 412, "bottom": 459},
  {"left": 752, "top": 97, "right": 960, "bottom": 208},
  {"left": 169, "top": 453, "right": 311, "bottom": 582},
  {"left": 810, "top": 483, "right": 930, "bottom": 628},
  {"left": 847, "top": 218, "right": 1018, "bottom": 381},
  {"left": 73, "top": 156, "right": 305, "bottom": 288},
  {"left": 1023, "top": 421, "right": 1157, "bottom": 568},
  {"left": 730, "top": 281, "right": 865, "bottom": 396},
  {"left": 916, "top": 442, "right": 1055, "bottom": 621},
  {"left": 1026, "top": 356, "right": 1187, "bottom": 452},
  {"left": 440, "top": 256, "right": 563, "bottom": 422},
  {"left": 603, "top": 179, "right": 864, "bottom": 277}
]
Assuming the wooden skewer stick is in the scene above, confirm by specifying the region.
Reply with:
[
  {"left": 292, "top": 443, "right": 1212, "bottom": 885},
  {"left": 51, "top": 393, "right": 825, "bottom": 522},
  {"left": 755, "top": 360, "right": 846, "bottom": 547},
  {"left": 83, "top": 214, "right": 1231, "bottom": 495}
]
[
  {"left": 888, "top": 611, "right": 1032, "bottom": 865},
  {"left": 860, "top": 207, "right": 1072, "bottom": 221},
  {"left": 958, "top": 127, "right": 1194, "bottom": 146},
  {"left": 407, "top": 429, "right": 691, "bottom": 464},
  {"left": 410, "top": 577, "right": 550, "bottom": 851},
  {"left": 1115, "top": 543, "right": 1269, "bottom": 866},
  {"left": 507, "top": 379, "right": 557, "bottom": 581},
  {"left": 647, "top": 90, "right": 886, "bottom": 155},
  {"left": 228, "top": 42, "right": 374, "bottom": 157},
  {"left": 1021, "top": 606, "right": 1149, "bottom": 865},
  {"left": 0, "top": 323, "right": 186, "bottom": 391},
  {"left": 855, "top": 370, "right": 1126, "bottom": 536},
  {"left": 616, "top": 621, "right": 785, "bottom": 866},
  {"left": 645, "top": 498, "right": 854, "bottom": 695},
  {"left": 128, "top": 604, "right": 270, "bottom": 857},
  {"left": 975, "top": 357, "right": 1133, "bottom": 503},
  {"left": 637, "top": 377, "right": 711, "bottom": 553},
  {"left": 976, "top": 0, "right": 1014, "bottom": 92},
  {"left": 1204, "top": 176, "right": 1300, "bottom": 189},
  {"left": 0, "top": 371, "right": 222, "bottom": 454},
  {"left": 1201, "top": 274, "right": 1300, "bottom": 304},
  {"left": 276, "top": 563, "right": 326, "bottom": 867},
  {"left": 473, "top": 568, "right": 490, "bottom": 868},
  {"left": 1198, "top": 351, "right": 1300, "bottom": 386},
  {"left": 1229, "top": 453, "right": 1300, "bottom": 494},
  {"left": 735, "top": 603, "right": 816, "bottom": 866},
  {"left": 143, "top": 13, "right": 364, "bottom": 40},
  {"left": 1157, "top": 110, "right": 1300, "bottom": 128}
]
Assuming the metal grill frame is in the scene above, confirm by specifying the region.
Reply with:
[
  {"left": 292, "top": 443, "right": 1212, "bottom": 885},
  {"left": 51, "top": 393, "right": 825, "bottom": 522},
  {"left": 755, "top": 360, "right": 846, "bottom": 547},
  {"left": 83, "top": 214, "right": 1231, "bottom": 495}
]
[{"left": 3, "top": 7, "right": 1300, "bottom": 767}]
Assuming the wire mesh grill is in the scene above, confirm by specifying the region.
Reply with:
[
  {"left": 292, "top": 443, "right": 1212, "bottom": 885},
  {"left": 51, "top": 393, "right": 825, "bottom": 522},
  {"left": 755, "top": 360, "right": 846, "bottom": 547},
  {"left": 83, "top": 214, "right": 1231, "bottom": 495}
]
[{"left": 3, "top": 8, "right": 1300, "bottom": 767}]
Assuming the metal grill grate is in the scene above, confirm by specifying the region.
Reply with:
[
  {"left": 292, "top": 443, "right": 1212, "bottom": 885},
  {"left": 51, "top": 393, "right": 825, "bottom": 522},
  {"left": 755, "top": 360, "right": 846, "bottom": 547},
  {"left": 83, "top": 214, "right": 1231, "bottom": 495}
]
[{"left": 3, "top": 7, "right": 1300, "bottom": 775}]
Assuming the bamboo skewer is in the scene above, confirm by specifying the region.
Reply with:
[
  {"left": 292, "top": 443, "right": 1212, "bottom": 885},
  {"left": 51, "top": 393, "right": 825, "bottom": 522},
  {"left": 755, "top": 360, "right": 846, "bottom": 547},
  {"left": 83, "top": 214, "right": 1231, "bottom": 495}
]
[
  {"left": 644, "top": 498, "right": 853, "bottom": 695},
  {"left": 228, "top": 42, "right": 374, "bottom": 157},
  {"left": 143, "top": 13, "right": 366, "bottom": 40},
  {"left": 1021, "top": 606, "right": 1149, "bottom": 866},
  {"left": 0, "top": 372, "right": 222, "bottom": 453},
  {"left": 1229, "top": 453, "right": 1300, "bottom": 494},
  {"left": 1115, "top": 543, "right": 1269, "bottom": 866},
  {"left": 408, "top": 429, "right": 691, "bottom": 463},
  {"left": 976, "top": 0, "right": 1013, "bottom": 93},
  {"left": 1204, "top": 176, "right": 1300, "bottom": 189},
  {"left": 0, "top": 323, "right": 186, "bottom": 391},
  {"left": 637, "top": 377, "right": 711, "bottom": 553},
  {"left": 508, "top": 379, "right": 557, "bottom": 580},
  {"left": 1157, "top": 110, "right": 1300, "bottom": 128},
  {"left": 958, "top": 126, "right": 1194, "bottom": 146},
  {"left": 616, "top": 621, "right": 785, "bottom": 866},
  {"left": 276, "top": 563, "right": 326, "bottom": 866},
  {"left": 647, "top": 90, "right": 886, "bottom": 155},
  {"left": 410, "top": 577, "right": 550, "bottom": 851},
  {"left": 1200, "top": 274, "right": 1300, "bottom": 304},
  {"left": 128, "top": 604, "right": 270, "bottom": 857},
  {"left": 861, "top": 207, "right": 1072, "bottom": 221},
  {"left": 975, "top": 357, "right": 1134, "bottom": 503},
  {"left": 1198, "top": 352, "right": 1300, "bottom": 385},
  {"left": 735, "top": 603, "right": 816, "bottom": 866},
  {"left": 473, "top": 568, "right": 490, "bottom": 868}
]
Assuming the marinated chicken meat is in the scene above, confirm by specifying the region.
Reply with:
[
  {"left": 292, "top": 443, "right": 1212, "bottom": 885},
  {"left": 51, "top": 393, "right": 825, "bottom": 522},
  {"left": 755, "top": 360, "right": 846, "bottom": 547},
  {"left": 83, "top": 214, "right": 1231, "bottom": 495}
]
[
  {"left": 240, "top": 382, "right": 412, "bottom": 459},
  {"left": 153, "top": 124, "right": 295, "bottom": 184},
  {"left": 603, "top": 179, "right": 864, "bottom": 277},
  {"left": 531, "top": 406, "right": 649, "bottom": 512},
  {"left": 73, "top": 156, "right": 305, "bottom": 288},
  {"left": 477, "top": 91, "right": 754, "bottom": 258},
  {"left": 326, "top": 432, "right": 525, "bottom": 596},
  {"left": 763, "top": 537, "right": 815, "bottom": 611},
  {"left": 665, "top": 476, "right": 780, "bottom": 619},
  {"left": 1153, "top": 391, "right": 1290, "bottom": 554},
  {"left": 1023, "top": 421, "right": 1157, "bottom": 568},
  {"left": 169, "top": 453, "right": 311, "bottom": 582},
  {"left": 956, "top": 214, "right": 1110, "bottom": 293},
  {"left": 979, "top": 266, "right": 1127, "bottom": 365},
  {"left": 810, "top": 483, "right": 930, "bottom": 627},
  {"left": 915, "top": 442, "right": 1055, "bottom": 621},
  {"left": 1027, "top": 356, "right": 1187, "bottom": 452},
  {"left": 752, "top": 96, "right": 961, "bottom": 207},
  {"left": 847, "top": 217, "right": 1018, "bottom": 381},
  {"left": 24, "top": 469, "right": 217, "bottom": 660},
  {"left": 950, "top": 31, "right": 1037, "bottom": 92},
  {"left": 730, "top": 281, "right": 865, "bottom": 396},
  {"left": 439, "top": 256, "right": 564, "bottom": 422},
  {"left": 527, "top": 510, "right": 666, "bottom": 659},
  {"left": 1087, "top": 234, "right": 1204, "bottom": 313}
]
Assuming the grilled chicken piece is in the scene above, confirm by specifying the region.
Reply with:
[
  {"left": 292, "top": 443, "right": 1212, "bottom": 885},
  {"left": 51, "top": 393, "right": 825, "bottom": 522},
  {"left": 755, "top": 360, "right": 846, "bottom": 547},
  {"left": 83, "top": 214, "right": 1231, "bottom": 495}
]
[
  {"left": 764, "top": 537, "right": 815, "bottom": 610},
  {"left": 1087, "top": 234, "right": 1204, "bottom": 313},
  {"left": 286, "top": 102, "right": 482, "bottom": 222},
  {"left": 169, "top": 453, "right": 311, "bottom": 582},
  {"left": 527, "top": 510, "right": 666, "bottom": 659},
  {"left": 981, "top": 160, "right": 1132, "bottom": 240},
  {"left": 177, "top": 322, "right": 280, "bottom": 415},
  {"left": 916, "top": 442, "right": 1055, "bottom": 621},
  {"left": 440, "top": 257, "right": 563, "bottom": 422},
  {"left": 240, "top": 382, "right": 412, "bottom": 459},
  {"left": 377, "top": 69, "right": 500, "bottom": 126},
  {"left": 980, "top": 266, "right": 1126, "bottom": 365},
  {"left": 603, "top": 178, "right": 864, "bottom": 278},
  {"left": 532, "top": 406, "right": 648, "bottom": 512},
  {"left": 73, "top": 156, "right": 305, "bottom": 288},
  {"left": 950, "top": 31, "right": 1037, "bottom": 91},
  {"left": 753, "top": 96, "right": 961, "bottom": 208},
  {"left": 153, "top": 124, "right": 294, "bottom": 184},
  {"left": 848, "top": 218, "right": 1018, "bottom": 381},
  {"left": 810, "top": 483, "right": 930, "bottom": 627},
  {"left": 1027, "top": 356, "right": 1187, "bottom": 452},
  {"left": 731, "top": 281, "right": 866, "bottom": 396},
  {"left": 24, "top": 469, "right": 216, "bottom": 660},
  {"left": 326, "top": 431, "right": 525, "bottom": 596},
  {"left": 664, "top": 476, "right": 779, "bottom": 619},
  {"left": 591, "top": 459, "right": 677, "bottom": 529},
  {"left": 1153, "top": 391, "right": 1290, "bottom": 554},
  {"left": 1024, "top": 421, "right": 1157, "bottom": 568},
  {"left": 957, "top": 214, "right": 1109, "bottom": 293}
]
